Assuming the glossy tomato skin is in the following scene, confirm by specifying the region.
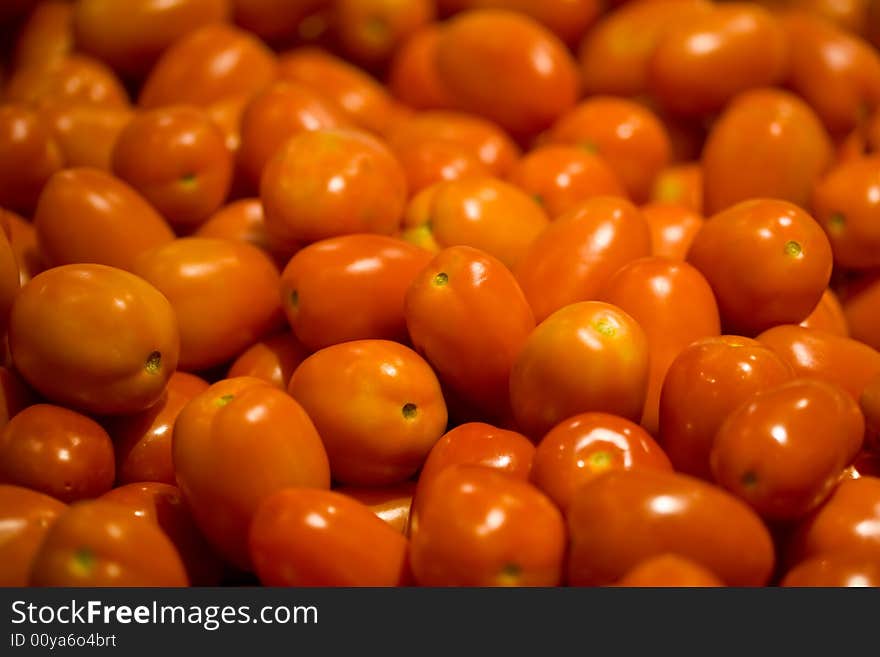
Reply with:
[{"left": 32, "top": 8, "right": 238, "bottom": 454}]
[
  {"left": 0, "top": 404, "right": 114, "bottom": 503},
  {"left": 687, "top": 199, "right": 833, "bottom": 335},
  {"left": 802, "top": 288, "right": 850, "bottom": 337},
  {"left": 139, "top": 24, "right": 277, "bottom": 108},
  {"left": 388, "top": 133, "right": 490, "bottom": 195},
  {"left": 615, "top": 554, "right": 724, "bottom": 587},
  {"left": 106, "top": 371, "right": 210, "bottom": 486},
  {"left": 39, "top": 103, "right": 133, "bottom": 171},
  {"left": 0, "top": 485, "right": 66, "bottom": 586},
  {"left": 650, "top": 163, "right": 703, "bottom": 213},
  {"left": 861, "top": 375, "right": 880, "bottom": 451},
  {"left": 99, "top": 482, "right": 223, "bottom": 586},
  {"left": 335, "top": 482, "right": 415, "bottom": 534},
  {"left": 336, "top": 0, "right": 435, "bottom": 66},
  {"left": 173, "top": 377, "right": 330, "bottom": 570},
  {"left": 531, "top": 412, "right": 672, "bottom": 512},
  {"left": 5, "top": 54, "right": 130, "bottom": 109},
  {"left": 280, "top": 234, "right": 432, "bottom": 351},
  {"left": 387, "top": 26, "right": 456, "bottom": 111},
  {"left": 642, "top": 202, "right": 704, "bottom": 260},
  {"left": 0, "top": 366, "right": 35, "bottom": 430},
  {"left": 34, "top": 167, "right": 175, "bottom": 271},
  {"left": 3, "top": 208, "right": 45, "bottom": 287},
  {"left": 782, "top": 554, "right": 880, "bottom": 587},
  {"left": 289, "top": 340, "right": 447, "bottom": 486},
  {"left": 261, "top": 128, "right": 407, "bottom": 245},
  {"left": 195, "top": 197, "right": 293, "bottom": 266},
  {"left": 405, "top": 246, "right": 534, "bottom": 424},
  {"left": 227, "top": 332, "right": 308, "bottom": 389},
  {"left": 567, "top": 469, "right": 775, "bottom": 586},
  {"left": 601, "top": 257, "right": 720, "bottom": 434},
  {"left": 510, "top": 301, "right": 650, "bottom": 439},
  {"left": 514, "top": 197, "right": 652, "bottom": 323},
  {"left": 711, "top": 379, "right": 864, "bottom": 521},
  {"left": 111, "top": 105, "right": 233, "bottom": 228},
  {"left": 13, "top": 1, "right": 74, "bottom": 70},
  {"left": 435, "top": 10, "right": 579, "bottom": 139},
  {"left": 659, "top": 336, "right": 795, "bottom": 479},
  {"left": 250, "top": 488, "right": 409, "bottom": 586},
  {"left": 133, "top": 237, "right": 282, "bottom": 372},
  {"left": 29, "top": 500, "right": 189, "bottom": 586},
  {"left": 757, "top": 324, "right": 880, "bottom": 401},
  {"left": 9, "top": 264, "right": 179, "bottom": 415},
  {"left": 410, "top": 465, "right": 566, "bottom": 586},
  {"left": 231, "top": 0, "right": 329, "bottom": 43},
  {"left": 0, "top": 226, "right": 19, "bottom": 335},
  {"left": 702, "top": 89, "right": 834, "bottom": 214}
]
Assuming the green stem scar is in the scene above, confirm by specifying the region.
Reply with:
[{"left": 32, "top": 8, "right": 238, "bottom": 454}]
[
  {"left": 432, "top": 272, "right": 449, "bottom": 286},
  {"left": 594, "top": 317, "right": 616, "bottom": 337},
  {"left": 829, "top": 213, "right": 845, "bottom": 234},
  {"left": 498, "top": 563, "right": 522, "bottom": 584},
  {"left": 289, "top": 290, "right": 299, "bottom": 309},
  {"left": 144, "top": 351, "right": 162, "bottom": 375},
  {"left": 402, "top": 403, "right": 418, "bottom": 419},
  {"left": 180, "top": 173, "right": 197, "bottom": 188},
  {"left": 784, "top": 240, "right": 803, "bottom": 258},
  {"left": 588, "top": 451, "right": 613, "bottom": 470},
  {"left": 72, "top": 547, "right": 95, "bottom": 577},
  {"left": 215, "top": 394, "right": 235, "bottom": 407},
  {"left": 741, "top": 471, "right": 758, "bottom": 489}
]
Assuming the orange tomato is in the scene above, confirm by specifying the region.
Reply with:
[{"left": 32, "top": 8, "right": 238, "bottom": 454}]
[
  {"left": 13, "top": 0, "right": 74, "bottom": 70},
  {"left": 3, "top": 208, "right": 44, "bottom": 286},
  {"left": 39, "top": 102, "right": 133, "bottom": 171},
  {"left": 231, "top": 0, "right": 330, "bottom": 44},
  {"left": 642, "top": 202, "right": 704, "bottom": 260},
  {"left": 390, "top": 135, "right": 491, "bottom": 194},
  {"left": 0, "top": 366, "right": 36, "bottom": 430},
  {"left": 782, "top": 554, "right": 880, "bottom": 587},
  {"left": 841, "top": 274, "right": 880, "bottom": 350},
  {"left": 335, "top": 482, "right": 415, "bottom": 534},
  {"left": 227, "top": 332, "right": 308, "bottom": 389},
  {"left": 5, "top": 54, "right": 130, "bottom": 108},
  {"left": 336, "top": 0, "right": 435, "bottom": 66},
  {"left": 615, "top": 554, "right": 724, "bottom": 587},
  {"left": 387, "top": 26, "right": 456, "bottom": 110},
  {"left": 195, "top": 197, "right": 294, "bottom": 266},
  {"left": 801, "top": 287, "right": 849, "bottom": 336},
  {"left": 0, "top": 484, "right": 66, "bottom": 586},
  {"left": 649, "top": 163, "right": 703, "bottom": 213}
]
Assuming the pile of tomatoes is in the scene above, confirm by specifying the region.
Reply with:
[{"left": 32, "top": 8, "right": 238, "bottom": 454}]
[{"left": 1, "top": 0, "right": 880, "bottom": 588}]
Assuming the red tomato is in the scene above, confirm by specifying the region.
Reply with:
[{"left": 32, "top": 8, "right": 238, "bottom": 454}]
[
  {"left": 642, "top": 202, "right": 704, "bottom": 260},
  {"left": 335, "top": 482, "right": 415, "bottom": 534},
  {"left": 0, "top": 366, "right": 35, "bottom": 431},
  {"left": 336, "top": 0, "right": 435, "bottom": 66},
  {"left": 615, "top": 554, "right": 724, "bottom": 587},
  {"left": 782, "top": 554, "right": 880, "bottom": 587},
  {"left": 227, "top": 332, "right": 308, "bottom": 389},
  {"left": 39, "top": 103, "right": 133, "bottom": 171},
  {"left": 387, "top": 26, "right": 456, "bottom": 111},
  {"left": 13, "top": 1, "right": 74, "bottom": 70},
  {"left": 195, "top": 197, "right": 294, "bottom": 266},
  {"left": 0, "top": 484, "right": 66, "bottom": 586},
  {"left": 6, "top": 54, "right": 130, "bottom": 109},
  {"left": 860, "top": 374, "right": 880, "bottom": 451},
  {"left": 801, "top": 288, "right": 850, "bottom": 337}
]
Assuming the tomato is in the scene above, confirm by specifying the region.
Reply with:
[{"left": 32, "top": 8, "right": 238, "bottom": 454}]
[
  {"left": 280, "top": 234, "right": 431, "bottom": 351},
  {"left": 100, "top": 482, "right": 223, "bottom": 586},
  {"left": 227, "top": 332, "right": 308, "bottom": 389},
  {"left": 390, "top": 135, "right": 491, "bottom": 194},
  {"left": 205, "top": 92, "right": 249, "bottom": 155},
  {"left": 435, "top": 10, "right": 579, "bottom": 139},
  {"left": 781, "top": 11, "right": 880, "bottom": 136},
  {"left": 9, "top": 264, "right": 179, "bottom": 415},
  {"left": 757, "top": 324, "right": 880, "bottom": 401},
  {"left": 13, "top": 0, "right": 74, "bottom": 70},
  {"left": 405, "top": 246, "right": 534, "bottom": 424},
  {"left": 5, "top": 54, "right": 130, "bottom": 108},
  {"left": 174, "top": 376, "right": 330, "bottom": 569},
  {"left": 289, "top": 340, "right": 447, "bottom": 485},
  {"left": 648, "top": 3, "right": 788, "bottom": 117},
  {"left": 106, "top": 371, "right": 209, "bottom": 486},
  {"left": 335, "top": 482, "right": 415, "bottom": 534},
  {"left": 34, "top": 167, "right": 175, "bottom": 271},
  {"left": 238, "top": 81, "right": 350, "bottom": 190},
  {"left": 39, "top": 102, "right": 133, "bottom": 171},
  {"left": 0, "top": 366, "right": 35, "bottom": 430},
  {"left": 195, "top": 197, "right": 294, "bottom": 266},
  {"left": 531, "top": 412, "right": 671, "bottom": 512},
  {"left": 578, "top": 0, "right": 712, "bottom": 97},
  {"left": 400, "top": 179, "right": 548, "bottom": 269},
  {"left": 601, "top": 257, "right": 720, "bottom": 434},
  {"left": 0, "top": 485, "right": 66, "bottom": 586},
  {"left": 3, "top": 209, "right": 44, "bottom": 286},
  {"left": 336, "top": 0, "right": 435, "bottom": 66},
  {"left": 507, "top": 145, "right": 626, "bottom": 218},
  {"left": 0, "top": 103, "right": 64, "bottom": 215},
  {"left": 261, "top": 128, "right": 407, "bottom": 245},
  {"left": 711, "top": 379, "right": 863, "bottom": 521},
  {"left": 410, "top": 464, "right": 565, "bottom": 586},
  {"left": 801, "top": 288, "right": 850, "bottom": 337},
  {"left": 615, "top": 554, "right": 724, "bottom": 587},
  {"left": 231, "top": 0, "right": 329, "bottom": 43},
  {"left": 0, "top": 225, "right": 19, "bottom": 335},
  {"left": 642, "top": 202, "right": 704, "bottom": 260},
  {"left": 387, "top": 26, "right": 456, "bottom": 111},
  {"left": 133, "top": 237, "right": 282, "bottom": 371},
  {"left": 568, "top": 469, "right": 774, "bottom": 586},
  {"left": 687, "top": 199, "right": 832, "bottom": 335},
  {"left": 514, "top": 196, "right": 651, "bottom": 323},
  {"left": 782, "top": 554, "right": 880, "bottom": 587},
  {"left": 812, "top": 155, "right": 880, "bottom": 269},
  {"left": 649, "top": 163, "right": 703, "bottom": 213},
  {"left": 510, "top": 301, "right": 650, "bottom": 439},
  {"left": 702, "top": 89, "right": 834, "bottom": 214},
  {"left": 139, "top": 24, "right": 277, "bottom": 109},
  {"left": 659, "top": 336, "right": 795, "bottom": 479},
  {"left": 277, "top": 47, "right": 397, "bottom": 135},
  {"left": 250, "top": 488, "right": 409, "bottom": 586},
  {"left": 29, "top": 500, "right": 189, "bottom": 586},
  {"left": 73, "top": 0, "right": 231, "bottom": 79},
  {"left": 861, "top": 375, "right": 880, "bottom": 451}
]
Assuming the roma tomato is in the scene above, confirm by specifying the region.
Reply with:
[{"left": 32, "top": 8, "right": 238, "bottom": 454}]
[
  {"left": 173, "top": 377, "right": 330, "bottom": 569},
  {"left": 39, "top": 102, "right": 133, "bottom": 171},
  {"left": 687, "top": 199, "right": 833, "bottom": 335},
  {"left": 757, "top": 324, "right": 880, "bottom": 401},
  {"left": 601, "top": 257, "right": 720, "bottom": 434},
  {"left": 650, "top": 163, "right": 703, "bottom": 213},
  {"left": 111, "top": 105, "right": 233, "bottom": 228},
  {"left": 510, "top": 301, "right": 650, "bottom": 439},
  {"left": 400, "top": 179, "right": 549, "bottom": 269},
  {"left": 801, "top": 288, "right": 849, "bottom": 337},
  {"left": 34, "top": 167, "right": 175, "bottom": 271},
  {"left": 73, "top": 0, "right": 231, "bottom": 79},
  {"left": 280, "top": 234, "right": 431, "bottom": 351},
  {"left": 782, "top": 554, "right": 880, "bottom": 587},
  {"left": 531, "top": 412, "right": 672, "bottom": 511},
  {"left": 249, "top": 488, "right": 409, "bottom": 586},
  {"left": 514, "top": 196, "right": 651, "bottom": 323},
  {"left": 642, "top": 202, "right": 704, "bottom": 260},
  {"left": 139, "top": 24, "right": 277, "bottom": 108},
  {"left": 195, "top": 197, "right": 294, "bottom": 266},
  {"left": 335, "top": 482, "right": 415, "bottom": 534},
  {"left": 702, "top": 89, "right": 833, "bottom": 214},
  {"left": 861, "top": 374, "right": 880, "bottom": 451},
  {"left": 29, "top": 500, "right": 189, "bottom": 586},
  {"left": 13, "top": 1, "right": 74, "bottom": 70},
  {"left": 229, "top": 0, "right": 329, "bottom": 43},
  {"left": 388, "top": 134, "right": 491, "bottom": 194},
  {"left": 615, "top": 554, "right": 723, "bottom": 587},
  {"left": 289, "top": 340, "right": 447, "bottom": 486},
  {"left": 507, "top": 145, "right": 626, "bottom": 218},
  {"left": 9, "top": 264, "right": 179, "bottom": 415},
  {"left": 0, "top": 485, "right": 66, "bottom": 586},
  {"left": 711, "top": 379, "right": 864, "bottom": 521},
  {"left": 3, "top": 209, "right": 43, "bottom": 286},
  {"left": 133, "top": 238, "right": 282, "bottom": 371},
  {"left": 261, "top": 128, "right": 407, "bottom": 245},
  {"left": 844, "top": 275, "right": 880, "bottom": 349},
  {"left": 336, "top": 0, "right": 435, "bottom": 66},
  {"left": 5, "top": 54, "right": 130, "bottom": 108},
  {"left": 405, "top": 246, "right": 534, "bottom": 424},
  {"left": 567, "top": 469, "right": 775, "bottom": 586},
  {"left": 227, "top": 332, "right": 308, "bottom": 389},
  {"left": 0, "top": 404, "right": 114, "bottom": 503},
  {"left": 387, "top": 26, "right": 456, "bottom": 111},
  {"left": 659, "top": 336, "right": 795, "bottom": 480},
  {"left": 0, "top": 227, "right": 19, "bottom": 335},
  {"left": 105, "top": 371, "right": 210, "bottom": 486},
  {"left": 435, "top": 9, "right": 579, "bottom": 139},
  {"left": 0, "top": 366, "right": 35, "bottom": 430},
  {"left": 410, "top": 465, "right": 566, "bottom": 586}
]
